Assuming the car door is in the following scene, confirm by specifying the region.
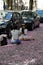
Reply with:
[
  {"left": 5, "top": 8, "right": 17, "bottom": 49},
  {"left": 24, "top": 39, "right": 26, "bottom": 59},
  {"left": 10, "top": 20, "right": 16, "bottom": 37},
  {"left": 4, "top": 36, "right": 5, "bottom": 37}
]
[
  {"left": 12, "top": 12, "right": 17, "bottom": 22},
  {"left": 13, "top": 12, "right": 22, "bottom": 29},
  {"left": 16, "top": 12, "right": 22, "bottom": 29}
]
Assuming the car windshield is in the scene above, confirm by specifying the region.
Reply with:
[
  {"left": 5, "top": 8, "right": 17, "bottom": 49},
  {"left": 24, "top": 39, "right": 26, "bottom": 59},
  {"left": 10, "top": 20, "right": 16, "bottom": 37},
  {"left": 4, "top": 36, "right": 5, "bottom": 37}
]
[
  {"left": 21, "top": 11, "right": 33, "bottom": 17},
  {"left": 5, "top": 12, "right": 12, "bottom": 20}
]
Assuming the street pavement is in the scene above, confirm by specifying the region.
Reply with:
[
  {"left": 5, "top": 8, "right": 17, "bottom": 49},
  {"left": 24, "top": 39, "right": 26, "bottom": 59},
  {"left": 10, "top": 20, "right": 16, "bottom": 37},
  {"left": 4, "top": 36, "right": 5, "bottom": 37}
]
[{"left": 0, "top": 24, "right": 43, "bottom": 65}]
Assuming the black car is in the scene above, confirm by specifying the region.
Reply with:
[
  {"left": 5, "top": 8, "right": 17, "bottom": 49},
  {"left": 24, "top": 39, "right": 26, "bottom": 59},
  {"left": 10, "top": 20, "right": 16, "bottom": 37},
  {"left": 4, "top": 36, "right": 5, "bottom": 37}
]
[
  {"left": 0, "top": 11, "right": 23, "bottom": 35},
  {"left": 21, "top": 10, "right": 40, "bottom": 30}
]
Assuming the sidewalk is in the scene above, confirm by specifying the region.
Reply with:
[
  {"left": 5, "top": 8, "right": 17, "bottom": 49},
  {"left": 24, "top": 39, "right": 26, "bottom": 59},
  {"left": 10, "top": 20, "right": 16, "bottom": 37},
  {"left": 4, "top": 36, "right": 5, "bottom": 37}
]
[{"left": 0, "top": 30, "right": 43, "bottom": 65}]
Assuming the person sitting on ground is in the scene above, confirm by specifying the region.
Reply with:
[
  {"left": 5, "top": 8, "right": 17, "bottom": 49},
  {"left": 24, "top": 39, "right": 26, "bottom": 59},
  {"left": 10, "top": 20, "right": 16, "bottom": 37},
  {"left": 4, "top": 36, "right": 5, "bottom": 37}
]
[
  {"left": 10, "top": 26, "right": 21, "bottom": 44},
  {"left": 0, "top": 34, "right": 7, "bottom": 46},
  {"left": 19, "top": 24, "right": 35, "bottom": 41},
  {"left": 19, "top": 24, "right": 28, "bottom": 40}
]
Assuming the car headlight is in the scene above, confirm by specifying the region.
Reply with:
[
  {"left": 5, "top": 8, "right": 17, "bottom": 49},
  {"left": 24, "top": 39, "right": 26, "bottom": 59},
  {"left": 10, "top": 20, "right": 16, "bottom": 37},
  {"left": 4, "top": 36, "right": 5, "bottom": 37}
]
[{"left": 24, "top": 20, "right": 28, "bottom": 23}]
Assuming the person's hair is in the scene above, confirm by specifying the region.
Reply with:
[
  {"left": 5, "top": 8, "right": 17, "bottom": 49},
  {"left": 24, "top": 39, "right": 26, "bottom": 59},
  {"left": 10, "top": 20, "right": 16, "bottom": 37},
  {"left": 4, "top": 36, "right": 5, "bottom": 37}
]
[{"left": 21, "top": 24, "right": 25, "bottom": 27}]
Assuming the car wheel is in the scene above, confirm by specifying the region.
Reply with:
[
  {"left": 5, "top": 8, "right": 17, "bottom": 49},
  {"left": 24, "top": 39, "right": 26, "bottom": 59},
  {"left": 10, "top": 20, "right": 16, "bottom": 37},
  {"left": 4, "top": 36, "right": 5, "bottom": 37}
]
[{"left": 31, "top": 23, "right": 34, "bottom": 30}]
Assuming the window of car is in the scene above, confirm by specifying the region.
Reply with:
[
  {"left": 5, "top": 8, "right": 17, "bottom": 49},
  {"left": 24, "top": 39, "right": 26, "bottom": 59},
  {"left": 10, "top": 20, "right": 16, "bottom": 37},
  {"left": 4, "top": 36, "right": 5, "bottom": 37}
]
[
  {"left": 17, "top": 13, "right": 20, "bottom": 18},
  {"left": 21, "top": 11, "right": 29, "bottom": 17},
  {"left": 21, "top": 11, "right": 33, "bottom": 17},
  {"left": 13, "top": 13, "right": 17, "bottom": 17},
  {"left": 5, "top": 12, "right": 12, "bottom": 20},
  {"left": 13, "top": 12, "right": 21, "bottom": 19}
]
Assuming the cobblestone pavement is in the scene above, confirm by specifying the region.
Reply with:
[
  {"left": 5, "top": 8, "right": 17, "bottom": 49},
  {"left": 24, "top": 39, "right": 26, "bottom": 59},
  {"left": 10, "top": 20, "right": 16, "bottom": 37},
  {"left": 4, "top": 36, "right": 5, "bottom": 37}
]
[{"left": 0, "top": 24, "right": 43, "bottom": 65}]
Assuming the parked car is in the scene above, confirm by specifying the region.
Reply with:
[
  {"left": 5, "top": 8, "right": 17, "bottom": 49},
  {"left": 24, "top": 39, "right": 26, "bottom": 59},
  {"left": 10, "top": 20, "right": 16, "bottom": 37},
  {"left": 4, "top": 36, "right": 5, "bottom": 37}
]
[
  {"left": 36, "top": 10, "right": 43, "bottom": 23},
  {"left": 21, "top": 10, "right": 40, "bottom": 30},
  {"left": 0, "top": 11, "right": 23, "bottom": 35}
]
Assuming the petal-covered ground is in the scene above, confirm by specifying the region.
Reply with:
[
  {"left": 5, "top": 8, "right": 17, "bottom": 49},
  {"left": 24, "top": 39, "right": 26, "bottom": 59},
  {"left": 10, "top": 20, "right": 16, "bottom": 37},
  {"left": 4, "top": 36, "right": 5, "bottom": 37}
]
[{"left": 0, "top": 24, "right": 43, "bottom": 65}]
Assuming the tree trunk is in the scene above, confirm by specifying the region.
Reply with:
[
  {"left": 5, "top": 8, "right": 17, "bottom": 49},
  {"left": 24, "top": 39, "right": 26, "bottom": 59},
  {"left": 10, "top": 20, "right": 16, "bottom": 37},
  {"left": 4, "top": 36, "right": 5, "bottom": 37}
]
[
  {"left": 11, "top": 0, "right": 12, "bottom": 10},
  {"left": 6, "top": 0, "right": 12, "bottom": 10},
  {"left": 29, "top": 0, "right": 33, "bottom": 10}
]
